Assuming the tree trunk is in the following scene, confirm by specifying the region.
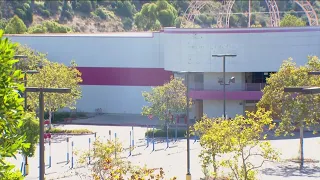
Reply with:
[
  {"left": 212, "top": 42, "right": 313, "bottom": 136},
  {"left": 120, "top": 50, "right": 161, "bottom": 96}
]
[
  {"left": 212, "top": 154, "right": 217, "bottom": 176},
  {"left": 299, "top": 118, "right": 304, "bottom": 169}
]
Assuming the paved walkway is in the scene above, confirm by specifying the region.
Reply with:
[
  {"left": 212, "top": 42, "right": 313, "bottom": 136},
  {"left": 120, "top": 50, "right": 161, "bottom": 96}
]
[
  {"left": 6, "top": 114, "right": 320, "bottom": 180},
  {"left": 66, "top": 114, "right": 191, "bottom": 127}
]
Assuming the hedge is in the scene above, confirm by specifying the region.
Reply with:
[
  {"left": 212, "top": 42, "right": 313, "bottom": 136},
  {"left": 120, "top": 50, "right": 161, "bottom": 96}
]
[
  {"left": 47, "top": 128, "right": 93, "bottom": 135},
  {"left": 45, "top": 111, "right": 87, "bottom": 123},
  {"left": 145, "top": 128, "right": 187, "bottom": 138}
]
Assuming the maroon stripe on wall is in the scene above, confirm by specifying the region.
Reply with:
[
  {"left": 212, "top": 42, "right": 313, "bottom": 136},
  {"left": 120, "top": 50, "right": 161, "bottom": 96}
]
[{"left": 77, "top": 67, "right": 173, "bottom": 86}]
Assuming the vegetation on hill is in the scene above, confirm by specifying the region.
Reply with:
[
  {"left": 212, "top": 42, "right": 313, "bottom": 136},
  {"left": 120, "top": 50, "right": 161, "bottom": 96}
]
[{"left": 0, "top": 0, "right": 319, "bottom": 34}]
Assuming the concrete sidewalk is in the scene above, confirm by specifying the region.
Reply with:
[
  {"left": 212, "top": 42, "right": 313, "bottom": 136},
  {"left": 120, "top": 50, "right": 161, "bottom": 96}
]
[{"left": 62, "top": 114, "right": 191, "bottom": 128}]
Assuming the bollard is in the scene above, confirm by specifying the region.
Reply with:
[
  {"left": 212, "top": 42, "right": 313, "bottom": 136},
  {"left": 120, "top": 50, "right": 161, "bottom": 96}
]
[
  {"left": 20, "top": 161, "right": 24, "bottom": 174},
  {"left": 109, "top": 130, "right": 111, "bottom": 141},
  {"left": 114, "top": 133, "right": 117, "bottom": 159},
  {"left": 88, "top": 138, "right": 91, "bottom": 164},
  {"left": 146, "top": 125, "right": 149, "bottom": 147},
  {"left": 93, "top": 133, "right": 96, "bottom": 156},
  {"left": 66, "top": 137, "right": 69, "bottom": 164},
  {"left": 175, "top": 123, "right": 178, "bottom": 142},
  {"left": 166, "top": 124, "right": 169, "bottom": 149},
  {"left": 49, "top": 140, "right": 52, "bottom": 168},
  {"left": 44, "top": 144, "right": 46, "bottom": 166},
  {"left": 71, "top": 141, "right": 74, "bottom": 169},
  {"left": 152, "top": 126, "right": 155, "bottom": 151},
  {"left": 132, "top": 126, "right": 135, "bottom": 148},
  {"left": 129, "top": 131, "right": 132, "bottom": 156}
]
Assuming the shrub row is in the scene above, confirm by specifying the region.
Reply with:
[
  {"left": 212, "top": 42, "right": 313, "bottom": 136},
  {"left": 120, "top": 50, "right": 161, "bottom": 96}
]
[
  {"left": 47, "top": 128, "right": 93, "bottom": 134},
  {"left": 145, "top": 128, "right": 187, "bottom": 138},
  {"left": 46, "top": 111, "right": 87, "bottom": 123}
]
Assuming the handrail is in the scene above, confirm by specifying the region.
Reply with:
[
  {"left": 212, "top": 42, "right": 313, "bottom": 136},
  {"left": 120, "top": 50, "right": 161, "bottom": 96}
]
[{"left": 189, "top": 83, "right": 266, "bottom": 91}]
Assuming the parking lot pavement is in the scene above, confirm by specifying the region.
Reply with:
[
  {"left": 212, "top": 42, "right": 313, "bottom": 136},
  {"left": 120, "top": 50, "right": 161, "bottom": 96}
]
[{"left": 6, "top": 123, "right": 320, "bottom": 180}]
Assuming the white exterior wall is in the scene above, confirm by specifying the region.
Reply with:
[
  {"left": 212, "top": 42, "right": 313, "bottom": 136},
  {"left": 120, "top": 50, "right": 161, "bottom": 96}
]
[
  {"left": 6, "top": 27, "right": 320, "bottom": 115},
  {"left": 8, "top": 32, "right": 161, "bottom": 68},
  {"left": 7, "top": 33, "right": 162, "bottom": 114},
  {"left": 163, "top": 27, "right": 320, "bottom": 72},
  {"left": 78, "top": 86, "right": 151, "bottom": 114},
  {"left": 203, "top": 100, "right": 244, "bottom": 118}
]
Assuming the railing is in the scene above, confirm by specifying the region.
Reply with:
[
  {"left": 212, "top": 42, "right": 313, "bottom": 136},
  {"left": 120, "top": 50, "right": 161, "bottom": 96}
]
[
  {"left": 245, "top": 83, "right": 266, "bottom": 91},
  {"left": 189, "top": 83, "right": 266, "bottom": 91}
]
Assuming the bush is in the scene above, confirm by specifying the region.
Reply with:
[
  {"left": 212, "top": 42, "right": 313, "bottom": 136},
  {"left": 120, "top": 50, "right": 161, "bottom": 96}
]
[
  {"left": 28, "top": 20, "right": 73, "bottom": 33},
  {"left": 5, "top": 15, "right": 27, "bottom": 34},
  {"left": 145, "top": 128, "right": 187, "bottom": 138},
  {"left": 75, "top": 0, "right": 93, "bottom": 14},
  {"left": 47, "top": 128, "right": 93, "bottom": 134},
  {"left": 93, "top": 7, "right": 108, "bottom": 20},
  {"left": 47, "top": 111, "right": 87, "bottom": 123},
  {"left": 112, "top": 1, "right": 136, "bottom": 18},
  {"left": 0, "top": 18, "right": 8, "bottom": 30},
  {"left": 122, "top": 17, "right": 133, "bottom": 31}
]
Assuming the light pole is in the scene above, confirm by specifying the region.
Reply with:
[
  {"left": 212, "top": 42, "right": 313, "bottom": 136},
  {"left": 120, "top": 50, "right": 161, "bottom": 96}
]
[
  {"left": 26, "top": 87, "right": 71, "bottom": 180},
  {"left": 22, "top": 70, "right": 39, "bottom": 175},
  {"left": 173, "top": 71, "right": 191, "bottom": 180},
  {"left": 185, "top": 72, "right": 191, "bottom": 180},
  {"left": 212, "top": 54, "right": 237, "bottom": 119},
  {"left": 14, "top": 55, "right": 40, "bottom": 176}
]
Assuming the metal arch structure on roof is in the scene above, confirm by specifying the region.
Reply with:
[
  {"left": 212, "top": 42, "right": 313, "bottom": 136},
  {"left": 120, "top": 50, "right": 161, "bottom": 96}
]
[
  {"left": 182, "top": 0, "right": 318, "bottom": 28},
  {"left": 294, "top": 0, "right": 319, "bottom": 26}
]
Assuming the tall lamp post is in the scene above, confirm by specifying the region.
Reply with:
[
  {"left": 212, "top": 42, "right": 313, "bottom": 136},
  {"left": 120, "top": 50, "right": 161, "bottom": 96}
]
[
  {"left": 185, "top": 72, "right": 191, "bottom": 180},
  {"left": 173, "top": 71, "right": 191, "bottom": 180},
  {"left": 26, "top": 87, "right": 71, "bottom": 180},
  {"left": 14, "top": 55, "right": 40, "bottom": 176},
  {"left": 212, "top": 54, "right": 237, "bottom": 119},
  {"left": 22, "top": 70, "right": 39, "bottom": 175}
]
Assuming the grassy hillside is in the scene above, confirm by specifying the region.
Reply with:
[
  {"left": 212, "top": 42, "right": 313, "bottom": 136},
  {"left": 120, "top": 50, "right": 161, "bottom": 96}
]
[{"left": 0, "top": 0, "right": 319, "bottom": 34}]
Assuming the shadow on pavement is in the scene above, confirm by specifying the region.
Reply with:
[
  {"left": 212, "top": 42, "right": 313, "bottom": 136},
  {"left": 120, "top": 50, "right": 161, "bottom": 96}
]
[
  {"left": 265, "top": 131, "right": 320, "bottom": 140},
  {"left": 261, "top": 163, "right": 320, "bottom": 178},
  {"left": 50, "top": 135, "right": 68, "bottom": 143}
]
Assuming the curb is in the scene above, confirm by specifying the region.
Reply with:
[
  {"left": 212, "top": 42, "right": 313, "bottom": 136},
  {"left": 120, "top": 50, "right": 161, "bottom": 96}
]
[
  {"left": 50, "top": 133, "right": 95, "bottom": 136},
  {"left": 57, "top": 122, "right": 189, "bottom": 128}
]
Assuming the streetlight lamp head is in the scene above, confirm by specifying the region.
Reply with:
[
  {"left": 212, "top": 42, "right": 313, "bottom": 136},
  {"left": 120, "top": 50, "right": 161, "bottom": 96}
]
[{"left": 229, "top": 77, "right": 235, "bottom": 83}]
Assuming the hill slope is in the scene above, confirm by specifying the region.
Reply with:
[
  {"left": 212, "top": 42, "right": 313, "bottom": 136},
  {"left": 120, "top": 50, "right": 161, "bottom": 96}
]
[{"left": 0, "top": 0, "right": 319, "bottom": 34}]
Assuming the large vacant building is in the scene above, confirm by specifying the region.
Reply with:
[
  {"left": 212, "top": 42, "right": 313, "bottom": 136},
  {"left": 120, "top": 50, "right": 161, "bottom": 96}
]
[{"left": 6, "top": 26, "right": 320, "bottom": 118}]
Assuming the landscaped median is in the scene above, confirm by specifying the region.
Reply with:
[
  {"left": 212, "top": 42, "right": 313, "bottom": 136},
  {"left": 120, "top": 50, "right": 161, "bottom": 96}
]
[{"left": 47, "top": 128, "right": 94, "bottom": 135}]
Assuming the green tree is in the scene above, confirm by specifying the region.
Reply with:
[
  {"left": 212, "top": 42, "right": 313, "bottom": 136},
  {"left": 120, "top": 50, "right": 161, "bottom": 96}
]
[
  {"left": 220, "top": 109, "right": 279, "bottom": 180},
  {"left": 75, "top": 0, "right": 93, "bottom": 14},
  {"left": 280, "top": 14, "right": 306, "bottom": 27},
  {"left": 142, "top": 76, "right": 191, "bottom": 124},
  {"left": 257, "top": 56, "right": 320, "bottom": 168},
  {"left": 111, "top": 0, "right": 137, "bottom": 18},
  {"left": 0, "top": 18, "right": 7, "bottom": 30},
  {"left": 193, "top": 116, "right": 234, "bottom": 178},
  {"left": 76, "top": 138, "right": 176, "bottom": 179},
  {"left": 134, "top": 0, "right": 177, "bottom": 31},
  {"left": 19, "top": 112, "right": 39, "bottom": 173},
  {"left": 44, "top": 0, "right": 63, "bottom": 14},
  {"left": 4, "top": 15, "right": 27, "bottom": 34},
  {"left": 27, "top": 60, "right": 82, "bottom": 126},
  {"left": 28, "top": 20, "right": 73, "bottom": 34},
  {"left": 0, "top": 30, "right": 27, "bottom": 179}
]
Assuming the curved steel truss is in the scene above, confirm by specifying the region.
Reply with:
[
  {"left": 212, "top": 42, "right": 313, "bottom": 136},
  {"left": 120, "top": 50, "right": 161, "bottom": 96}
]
[
  {"left": 183, "top": 0, "right": 318, "bottom": 28},
  {"left": 265, "top": 0, "right": 281, "bottom": 27},
  {"left": 294, "top": 0, "right": 319, "bottom": 26}
]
